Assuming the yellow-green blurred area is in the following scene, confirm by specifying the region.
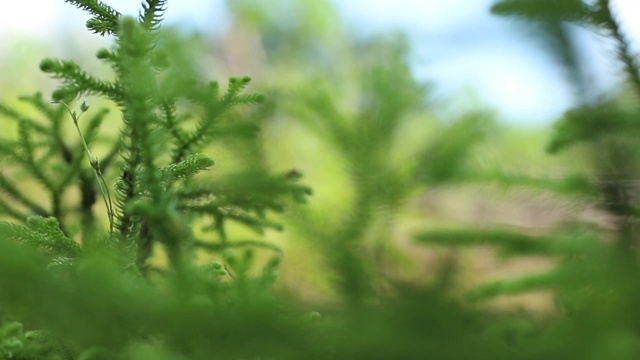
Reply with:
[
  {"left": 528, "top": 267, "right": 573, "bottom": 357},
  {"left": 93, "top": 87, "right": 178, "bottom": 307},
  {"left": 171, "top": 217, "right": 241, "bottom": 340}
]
[{"left": 0, "top": 0, "right": 628, "bottom": 312}]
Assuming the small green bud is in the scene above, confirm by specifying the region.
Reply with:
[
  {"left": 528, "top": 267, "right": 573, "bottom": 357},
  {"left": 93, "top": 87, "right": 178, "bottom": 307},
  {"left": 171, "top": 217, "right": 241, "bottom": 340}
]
[
  {"left": 39, "top": 58, "right": 57, "bottom": 73},
  {"left": 96, "top": 48, "right": 111, "bottom": 59},
  {"left": 80, "top": 100, "right": 90, "bottom": 112},
  {"left": 240, "top": 75, "right": 252, "bottom": 84},
  {"left": 88, "top": 154, "right": 99, "bottom": 170}
]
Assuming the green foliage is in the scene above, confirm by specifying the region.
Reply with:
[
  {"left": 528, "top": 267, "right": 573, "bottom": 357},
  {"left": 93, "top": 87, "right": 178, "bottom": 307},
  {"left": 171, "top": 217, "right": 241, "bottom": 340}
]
[
  {"left": 64, "top": 0, "right": 120, "bottom": 35},
  {"left": 0, "top": 2, "right": 311, "bottom": 357},
  {"left": 411, "top": 2, "right": 640, "bottom": 358},
  {"left": 0, "top": 216, "right": 80, "bottom": 258},
  {"left": 1, "top": 0, "right": 640, "bottom": 359},
  {"left": 491, "top": 0, "right": 589, "bottom": 21}
]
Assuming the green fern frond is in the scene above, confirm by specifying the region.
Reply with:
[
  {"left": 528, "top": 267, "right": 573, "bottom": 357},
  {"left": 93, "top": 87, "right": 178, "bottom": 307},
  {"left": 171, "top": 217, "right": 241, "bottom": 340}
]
[
  {"left": 110, "top": 17, "right": 163, "bottom": 241},
  {"left": 139, "top": 0, "right": 167, "bottom": 31},
  {"left": 39, "top": 58, "right": 120, "bottom": 102},
  {"left": 546, "top": 102, "right": 640, "bottom": 154},
  {"left": 491, "top": 0, "right": 589, "bottom": 21},
  {"left": 190, "top": 86, "right": 236, "bottom": 141},
  {"left": 590, "top": 0, "right": 640, "bottom": 98},
  {"left": 177, "top": 170, "right": 310, "bottom": 236},
  {"left": 415, "top": 228, "right": 595, "bottom": 257},
  {"left": 47, "top": 256, "right": 76, "bottom": 272},
  {"left": 179, "top": 170, "right": 311, "bottom": 209},
  {"left": 475, "top": 170, "right": 599, "bottom": 196},
  {"left": 221, "top": 76, "right": 258, "bottom": 106},
  {"left": 160, "top": 100, "right": 188, "bottom": 148},
  {"left": 230, "top": 93, "right": 266, "bottom": 106},
  {"left": 160, "top": 153, "right": 215, "bottom": 181},
  {"left": 0, "top": 217, "right": 80, "bottom": 258},
  {"left": 64, "top": 0, "right": 121, "bottom": 35},
  {"left": 173, "top": 77, "right": 263, "bottom": 161},
  {"left": 464, "top": 270, "right": 559, "bottom": 302}
]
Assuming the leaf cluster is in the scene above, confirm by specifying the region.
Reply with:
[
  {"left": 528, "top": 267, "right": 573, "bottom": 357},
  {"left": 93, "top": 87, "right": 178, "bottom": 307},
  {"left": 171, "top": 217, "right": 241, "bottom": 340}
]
[
  {"left": 3, "top": 0, "right": 640, "bottom": 359},
  {"left": 0, "top": 3, "right": 311, "bottom": 355}
]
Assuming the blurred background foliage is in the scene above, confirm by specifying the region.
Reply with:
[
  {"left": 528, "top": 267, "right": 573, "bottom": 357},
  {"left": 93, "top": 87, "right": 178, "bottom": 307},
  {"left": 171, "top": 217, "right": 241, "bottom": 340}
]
[
  {"left": 0, "top": 0, "right": 606, "bottom": 310},
  {"left": 1, "top": 0, "right": 640, "bottom": 358},
  {"left": 213, "top": 0, "right": 600, "bottom": 305}
]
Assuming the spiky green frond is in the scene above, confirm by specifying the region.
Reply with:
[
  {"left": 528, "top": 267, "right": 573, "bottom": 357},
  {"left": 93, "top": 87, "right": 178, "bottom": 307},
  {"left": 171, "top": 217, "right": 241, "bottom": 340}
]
[
  {"left": 39, "top": 58, "right": 120, "bottom": 102},
  {"left": 139, "top": 0, "right": 167, "bottom": 31},
  {"left": 0, "top": 94, "right": 110, "bottom": 239},
  {"left": 474, "top": 170, "right": 598, "bottom": 197},
  {"left": 0, "top": 217, "right": 80, "bottom": 258},
  {"left": 177, "top": 170, "right": 310, "bottom": 235},
  {"left": 108, "top": 17, "right": 160, "bottom": 241},
  {"left": 179, "top": 170, "right": 311, "bottom": 210},
  {"left": 166, "top": 78, "right": 263, "bottom": 162},
  {"left": 415, "top": 228, "right": 596, "bottom": 257},
  {"left": 464, "top": 270, "right": 559, "bottom": 302},
  {"left": 546, "top": 102, "right": 640, "bottom": 154},
  {"left": 491, "top": 0, "right": 589, "bottom": 21},
  {"left": 159, "top": 153, "right": 215, "bottom": 182},
  {"left": 159, "top": 100, "right": 188, "bottom": 146},
  {"left": 590, "top": 0, "right": 640, "bottom": 98},
  {"left": 64, "top": 0, "right": 121, "bottom": 35}
]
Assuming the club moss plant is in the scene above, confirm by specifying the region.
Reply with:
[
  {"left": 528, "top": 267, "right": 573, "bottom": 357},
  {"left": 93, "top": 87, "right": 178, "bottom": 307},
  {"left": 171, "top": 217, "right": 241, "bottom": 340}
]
[{"left": 0, "top": 0, "right": 640, "bottom": 359}]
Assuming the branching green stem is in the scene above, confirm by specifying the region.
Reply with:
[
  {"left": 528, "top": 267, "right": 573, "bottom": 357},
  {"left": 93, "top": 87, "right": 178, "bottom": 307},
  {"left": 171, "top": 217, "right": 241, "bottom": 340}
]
[{"left": 56, "top": 100, "right": 114, "bottom": 234}]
